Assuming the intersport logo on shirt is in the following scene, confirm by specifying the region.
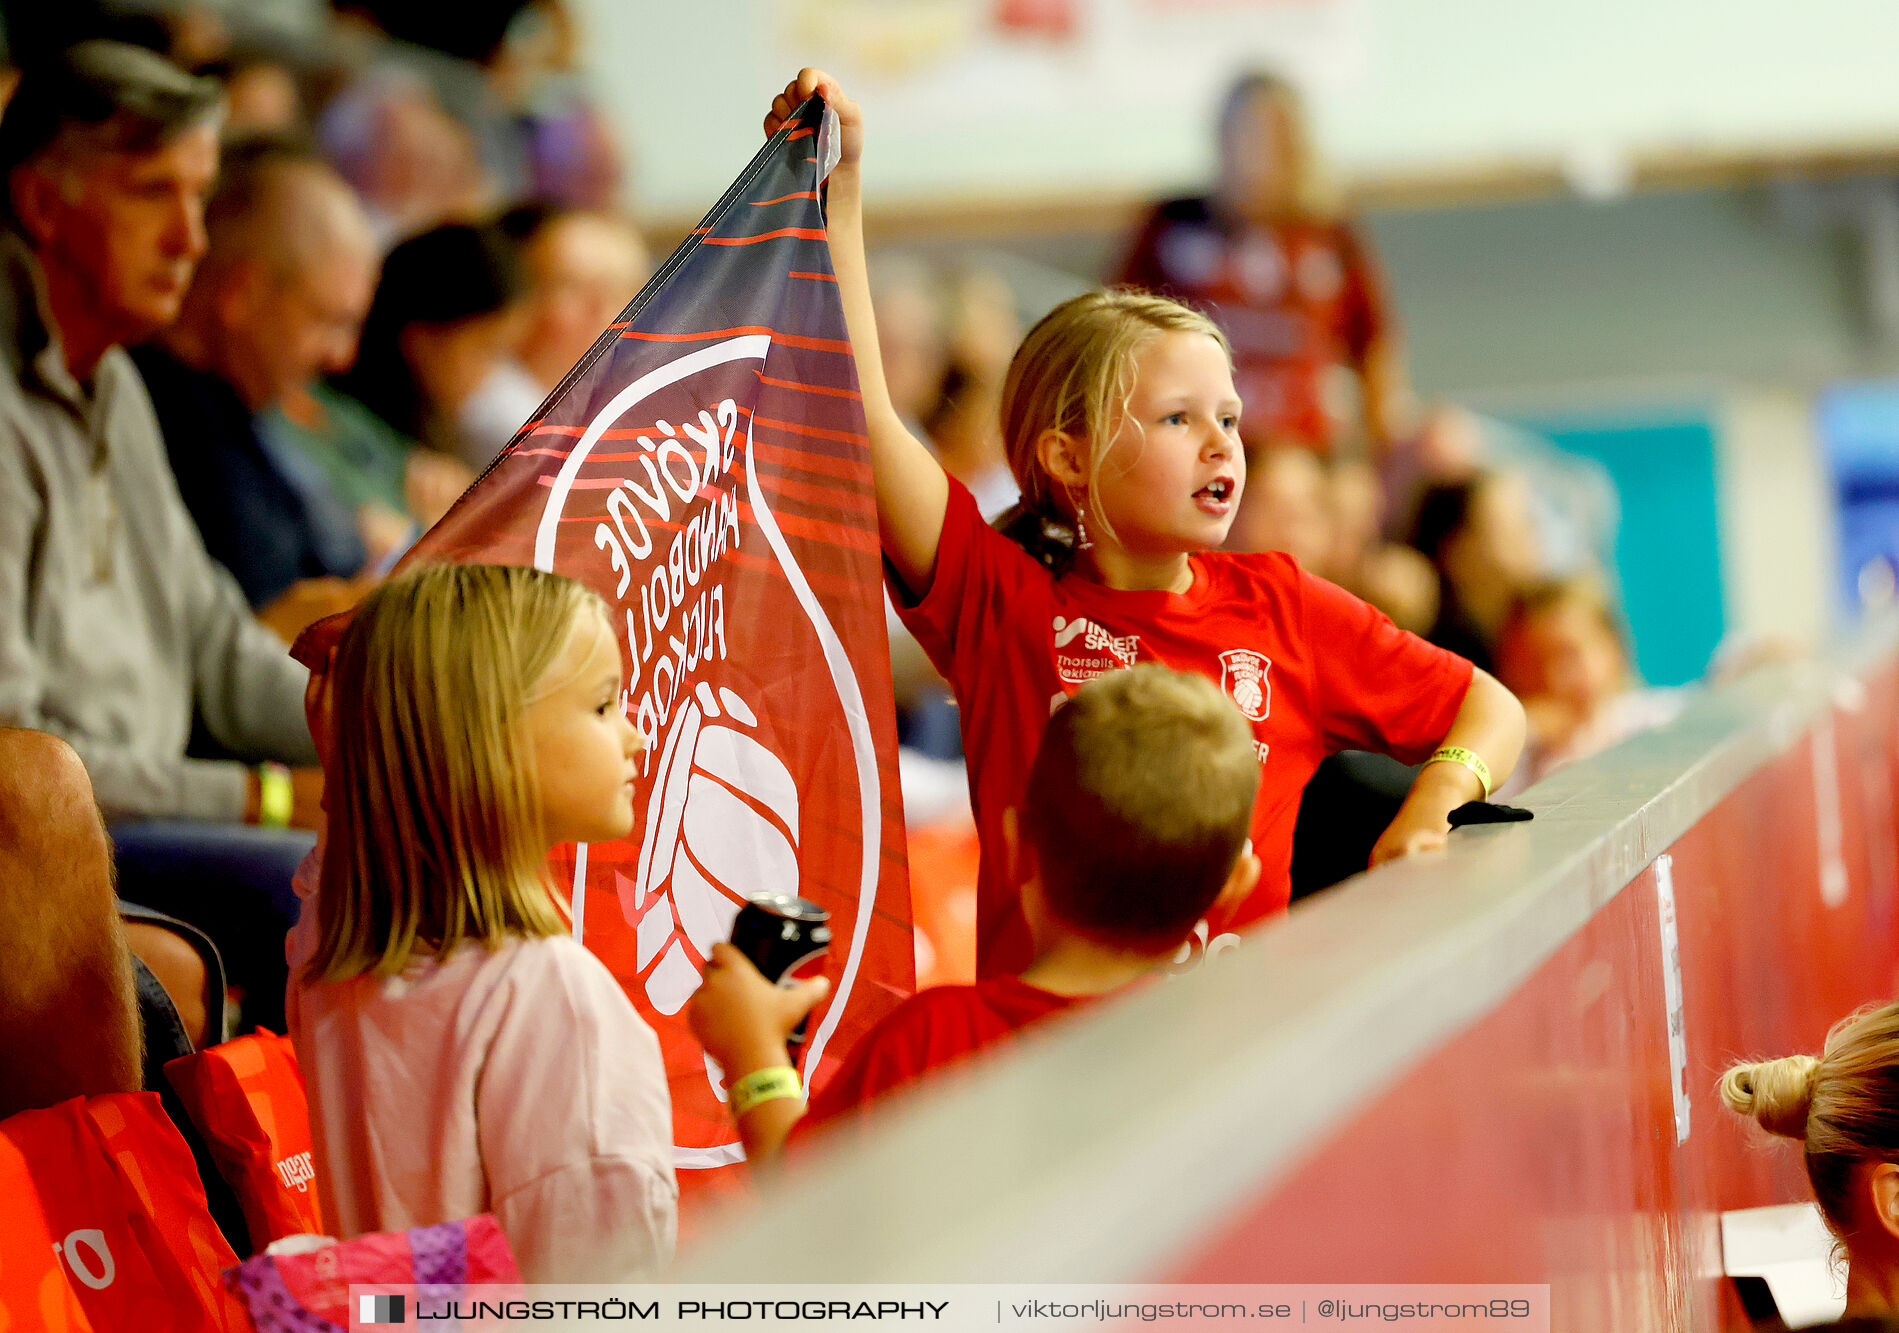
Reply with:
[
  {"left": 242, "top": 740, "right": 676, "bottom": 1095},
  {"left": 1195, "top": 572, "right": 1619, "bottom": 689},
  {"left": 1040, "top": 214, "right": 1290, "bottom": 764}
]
[
  {"left": 1051, "top": 614, "right": 1141, "bottom": 686},
  {"left": 395, "top": 96, "right": 913, "bottom": 1214}
]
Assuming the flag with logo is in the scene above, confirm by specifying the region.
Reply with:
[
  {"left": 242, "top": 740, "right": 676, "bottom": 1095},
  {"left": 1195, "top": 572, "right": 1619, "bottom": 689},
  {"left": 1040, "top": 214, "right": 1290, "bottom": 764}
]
[{"left": 397, "top": 97, "right": 913, "bottom": 1207}]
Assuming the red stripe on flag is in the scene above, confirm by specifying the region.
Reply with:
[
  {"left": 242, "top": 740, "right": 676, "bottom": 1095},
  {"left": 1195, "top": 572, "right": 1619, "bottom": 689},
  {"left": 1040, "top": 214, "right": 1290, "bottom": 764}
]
[
  {"left": 752, "top": 192, "right": 821, "bottom": 205},
  {"left": 619, "top": 325, "right": 850, "bottom": 353},
  {"left": 748, "top": 412, "right": 869, "bottom": 446},
  {"left": 770, "top": 331, "right": 853, "bottom": 353},
  {"left": 765, "top": 509, "right": 878, "bottom": 553},
  {"left": 754, "top": 440, "right": 873, "bottom": 484},
  {"left": 518, "top": 424, "right": 677, "bottom": 447},
  {"left": 755, "top": 471, "right": 877, "bottom": 516},
  {"left": 789, "top": 271, "right": 838, "bottom": 282},
  {"left": 700, "top": 228, "right": 827, "bottom": 247},
  {"left": 757, "top": 371, "right": 859, "bottom": 400},
  {"left": 786, "top": 128, "right": 815, "bottom": 140}
]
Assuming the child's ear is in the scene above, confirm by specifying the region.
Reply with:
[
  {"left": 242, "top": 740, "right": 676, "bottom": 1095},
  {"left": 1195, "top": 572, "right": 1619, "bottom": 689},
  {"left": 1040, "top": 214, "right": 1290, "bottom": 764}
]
[
  {"left": 1213, "top": 840, "right": 1261, "bottom": 916},
  {"left": 1035, "top": 429, "right": 1089, "bottom": 491},
  {"left": 1870, "top": 1163, "right": 1899, "bottom": 1243}
]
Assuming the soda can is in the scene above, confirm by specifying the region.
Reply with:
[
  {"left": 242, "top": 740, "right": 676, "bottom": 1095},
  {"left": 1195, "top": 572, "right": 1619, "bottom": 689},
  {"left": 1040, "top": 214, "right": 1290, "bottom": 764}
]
[{"left": 728, "top": 893, "right": 832, "bottom": 1047}]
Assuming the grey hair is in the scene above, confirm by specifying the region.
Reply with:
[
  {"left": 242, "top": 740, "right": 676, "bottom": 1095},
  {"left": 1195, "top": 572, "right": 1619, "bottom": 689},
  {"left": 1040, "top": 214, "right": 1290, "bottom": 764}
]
[{"left": 0, "top": 41, "right": 223, "bottom": 218}]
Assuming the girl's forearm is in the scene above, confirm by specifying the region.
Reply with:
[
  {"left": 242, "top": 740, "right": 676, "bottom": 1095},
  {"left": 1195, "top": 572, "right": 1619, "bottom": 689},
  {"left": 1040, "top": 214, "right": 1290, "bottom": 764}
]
[
  {"left": 1416, "top": 668, "right": 1526, "bottom": 810},
  {"left": 1368, "top": 670, "right": 1526, "bottom": 867}
]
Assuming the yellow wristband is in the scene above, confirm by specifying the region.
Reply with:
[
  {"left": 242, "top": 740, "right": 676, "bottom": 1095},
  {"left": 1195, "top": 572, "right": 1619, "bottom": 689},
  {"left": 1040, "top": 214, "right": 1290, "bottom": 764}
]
[
  {"left": 730, "top": 1066, "right": 801, "bottom": 1118},
  {"left": 1428, "top": 746, "right": 1491, "bottom": 800},
  {"left": 258, "top": 762, "right": 294, "bottom": 828}
]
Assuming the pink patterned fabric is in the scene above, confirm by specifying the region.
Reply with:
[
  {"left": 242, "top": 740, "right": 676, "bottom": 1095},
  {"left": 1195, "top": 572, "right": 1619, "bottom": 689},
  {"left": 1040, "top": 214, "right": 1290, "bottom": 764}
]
[{"left": 223, "top": 1216, "right": 520, "bottom": 1331}]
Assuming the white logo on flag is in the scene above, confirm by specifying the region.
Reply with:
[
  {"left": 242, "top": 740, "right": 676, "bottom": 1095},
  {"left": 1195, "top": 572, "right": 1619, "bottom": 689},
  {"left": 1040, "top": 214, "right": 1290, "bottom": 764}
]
[
  {"left": 535, "top": 340, "right": 885, "bottom": 1173},
  {"left": 630, "top": 683, "right": 798, "bottom": 1019}
]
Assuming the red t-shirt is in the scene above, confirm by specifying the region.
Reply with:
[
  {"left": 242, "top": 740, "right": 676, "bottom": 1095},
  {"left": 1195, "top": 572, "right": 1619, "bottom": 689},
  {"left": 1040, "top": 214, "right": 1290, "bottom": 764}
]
[
  {"left": 1116, "top": 197, "right": 1390, "bottom": 453},
  {"left": 896, "top": 480, "right": 1474, "bottom": 976},
  {"left": 796, "top": 976, "right": 1080, "bottom": 1139}
]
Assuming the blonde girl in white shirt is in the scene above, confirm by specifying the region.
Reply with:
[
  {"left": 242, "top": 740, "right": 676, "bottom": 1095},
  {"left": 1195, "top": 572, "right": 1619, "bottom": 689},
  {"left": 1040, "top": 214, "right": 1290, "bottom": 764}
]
[{"left": 293, "top": 563, "right": 676, "bottom": 1281}]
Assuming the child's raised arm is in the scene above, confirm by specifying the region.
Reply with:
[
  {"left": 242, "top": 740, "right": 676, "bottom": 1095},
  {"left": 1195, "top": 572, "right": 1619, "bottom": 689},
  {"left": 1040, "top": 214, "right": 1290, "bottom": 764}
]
[{"left": 767, "top": 69, "right": 950, "bottom": 600}]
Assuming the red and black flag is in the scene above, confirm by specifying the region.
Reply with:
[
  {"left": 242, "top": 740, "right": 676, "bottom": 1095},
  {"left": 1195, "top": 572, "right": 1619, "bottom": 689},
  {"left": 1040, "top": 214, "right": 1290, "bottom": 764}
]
[{"left": 400, "top": 97, "right": 913, "bottom": 1209}]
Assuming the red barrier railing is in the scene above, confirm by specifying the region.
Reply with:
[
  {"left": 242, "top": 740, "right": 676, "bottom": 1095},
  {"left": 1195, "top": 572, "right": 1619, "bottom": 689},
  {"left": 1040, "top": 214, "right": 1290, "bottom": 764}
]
[{"left": 680, "top": 628, "right": 1899, "bottom": 1329}]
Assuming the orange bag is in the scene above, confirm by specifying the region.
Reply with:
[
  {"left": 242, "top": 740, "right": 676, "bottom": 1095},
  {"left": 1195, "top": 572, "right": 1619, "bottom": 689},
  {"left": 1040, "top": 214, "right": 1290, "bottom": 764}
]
[
  {"left": 165, "top": 1031, "right": 323, "bottom": 1247},
  {"left": 0, "top": 1092, "right": 244, "bottom": 1331}
]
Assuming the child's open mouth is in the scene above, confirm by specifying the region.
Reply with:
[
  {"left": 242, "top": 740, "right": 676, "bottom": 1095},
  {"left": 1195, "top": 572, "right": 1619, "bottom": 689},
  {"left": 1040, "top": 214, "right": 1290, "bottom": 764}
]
[{"left": 1194, "top": 477, "right": 1235, "bottom": 515}]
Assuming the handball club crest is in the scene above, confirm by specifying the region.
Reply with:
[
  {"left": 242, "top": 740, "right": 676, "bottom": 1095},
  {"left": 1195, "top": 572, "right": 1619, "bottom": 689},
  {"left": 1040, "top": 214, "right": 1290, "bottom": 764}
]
[{"left": 1219, "top": 648, "right": 1271, "bottom": 722}]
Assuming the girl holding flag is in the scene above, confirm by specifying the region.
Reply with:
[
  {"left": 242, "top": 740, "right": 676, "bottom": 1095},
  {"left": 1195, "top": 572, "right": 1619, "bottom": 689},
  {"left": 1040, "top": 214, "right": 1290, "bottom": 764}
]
[{"left": 765, "top": 70, "right": 1525, "bottom": 975}]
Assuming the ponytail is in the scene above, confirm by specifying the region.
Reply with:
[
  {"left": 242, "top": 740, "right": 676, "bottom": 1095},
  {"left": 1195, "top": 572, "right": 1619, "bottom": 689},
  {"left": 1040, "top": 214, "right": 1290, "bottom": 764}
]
[{"left": 995, "top": 499, "right": 1081, "bottom": 576}]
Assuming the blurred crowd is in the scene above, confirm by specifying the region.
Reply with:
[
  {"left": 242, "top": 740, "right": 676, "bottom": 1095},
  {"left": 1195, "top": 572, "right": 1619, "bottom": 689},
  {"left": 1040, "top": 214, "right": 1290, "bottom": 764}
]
[{"left": 0, "top": 0, "right": 651, "bottom": 642}]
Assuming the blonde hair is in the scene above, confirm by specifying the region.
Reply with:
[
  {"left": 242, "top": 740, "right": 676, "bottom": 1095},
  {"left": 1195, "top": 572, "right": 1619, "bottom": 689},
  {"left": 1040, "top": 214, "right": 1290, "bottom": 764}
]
[
  {"left": 308, "top": 563, "right": 607, "bottom": 981},
  {"left": 1024, "top": 664, "right": 1259, "bottom": 949},
  {"left": 996, "top": 289, "right": 1230, "bottom": 572},
  {"left": 1720, "top": 1002, "right": 1899, "bottom": 1244}
]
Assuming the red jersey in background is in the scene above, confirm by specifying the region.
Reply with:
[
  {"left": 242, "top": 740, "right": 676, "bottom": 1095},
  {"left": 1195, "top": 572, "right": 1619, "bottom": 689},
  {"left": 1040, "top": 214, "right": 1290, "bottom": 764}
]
[{"left": 1116, "top": 197, "right": 1390, "bottom": 454}]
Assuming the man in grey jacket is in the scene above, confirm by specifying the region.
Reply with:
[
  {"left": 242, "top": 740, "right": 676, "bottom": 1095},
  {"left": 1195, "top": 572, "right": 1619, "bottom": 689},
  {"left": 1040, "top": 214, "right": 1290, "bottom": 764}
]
[{"left": 0, "top": 43, "right": 322, "bottom": 1032}]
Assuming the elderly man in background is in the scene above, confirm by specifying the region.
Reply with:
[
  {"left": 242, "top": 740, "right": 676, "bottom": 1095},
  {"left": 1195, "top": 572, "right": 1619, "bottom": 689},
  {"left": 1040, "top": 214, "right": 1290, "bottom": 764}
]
[
  {"left": 0, "top": 42, "right": 320, "bottom": 1033},
  {"left": 133, "top": 140, "right": 387, "bottom": 639}
]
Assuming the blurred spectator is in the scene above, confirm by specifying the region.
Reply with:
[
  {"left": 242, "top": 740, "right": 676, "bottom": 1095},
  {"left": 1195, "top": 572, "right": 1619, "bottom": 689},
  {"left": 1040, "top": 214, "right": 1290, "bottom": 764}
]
[
  {"left": 525, "top": 94, "right": 625, "bottom": 214},
  {"left": 1226, "top": 443, "right": 1333, "bottom": 572},
  {"left": 317, "top": 64, "right": 490, "bottom": 249},
  {"left": 1114, "top": 70, "right": 1406, "bottom": 455},
  {"left": 1493, "top": 577, "right": 1682, "bottom": 790},
  {"left": 1408, "top": 471, "right": 1544, "bottom": 673},
  {"left": 332, "top": 219, "right": 535, "bottom": 470},
  {"left": 266, "top": 381, "right": 473, "bottom": 553},
  {"left": 922, "top": 267, "right": 1021, "bottom": 517},
  {"left": 870, "top": 258, "right": 960, "bottom": 762},
  {"left": 0, "top": 42, "right": 320, "bottom": 1034},
  {"left": 1227, "top": 445, "right": 1437, "bottom": 633},
  {"left": 211, "top": 53, "right": 307, "bottom": 137},
  {"left": 1326, "top": 455, "right": 1438, "bottom": 634},
  {"left": 492, "top": 1, "right": 629, "bottom": 211},
  {"left": 870, "top": 256, "right": 948, "bottom": 441},
  {"left": 498, "top": 199, "right": 648, "bottom": 393},
  {"left": 133, "top": 141, "right": 381, "bottom": 635}
]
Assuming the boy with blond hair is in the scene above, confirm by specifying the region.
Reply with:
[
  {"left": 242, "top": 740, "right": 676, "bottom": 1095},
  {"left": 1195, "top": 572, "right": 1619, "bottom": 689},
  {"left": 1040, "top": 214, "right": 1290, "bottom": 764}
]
[{"left": 689, "top": 663, "right": 1263, "bottom": 1162}]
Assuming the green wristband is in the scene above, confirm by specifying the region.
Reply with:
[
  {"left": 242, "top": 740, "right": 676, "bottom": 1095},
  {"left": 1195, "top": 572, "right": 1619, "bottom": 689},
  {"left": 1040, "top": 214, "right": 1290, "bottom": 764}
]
[
  {"left": 1428, "top": 746, "right": 1491, "bottom": 800},
  {"left": 730, "top": 1066, "right": 801, "bottom": 1118},
  {"left": 258, "top": 762, "right": 294, "bottom": 828}
]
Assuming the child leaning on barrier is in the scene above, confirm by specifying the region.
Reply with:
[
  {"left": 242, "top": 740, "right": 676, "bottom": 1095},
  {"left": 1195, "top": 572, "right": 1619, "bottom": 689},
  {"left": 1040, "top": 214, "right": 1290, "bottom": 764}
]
[
  {"left": 688, "top": 664, "right": 1263, "bottom": 1164},
  {"left": 764, "top": 69, "right": 1524, "bottom": 980},
  {"left": 291, "top": 563, "right": 676, "bottom": 1281}
]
